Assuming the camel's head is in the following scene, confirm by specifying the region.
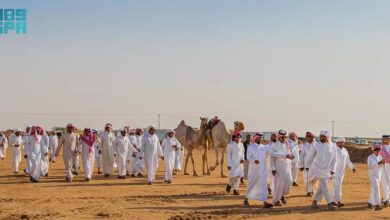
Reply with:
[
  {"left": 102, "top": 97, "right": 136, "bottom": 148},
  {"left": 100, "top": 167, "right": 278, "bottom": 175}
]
[
  {"left": 234, "top": 121, "right": 245, "bottom": 131},
  {"left": 200, "top": 117, "right": 209, "bottom": 129},
  {"left": 200, "top": 117, "right": 208, "bottom": 129}
]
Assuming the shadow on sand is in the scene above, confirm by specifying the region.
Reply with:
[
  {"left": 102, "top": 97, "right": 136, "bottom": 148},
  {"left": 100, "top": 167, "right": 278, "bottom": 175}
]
[{"left": 128, "top": 201, "right": 371, "bottom": 217}]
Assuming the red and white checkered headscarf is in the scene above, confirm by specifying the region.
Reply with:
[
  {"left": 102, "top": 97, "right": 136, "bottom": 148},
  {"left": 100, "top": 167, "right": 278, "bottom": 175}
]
[
  {"left": 29, "top": 125, "right": 44, "bottom": 142},
  {"left": 66, "top": 123, "right": 76, "bottom": 133},
  {"left": 306, "top": 131, "right": 315, "bottom": 137},
  {"left": 81, "top": 128, "right": 95, "bottom": 154},
  {"left": 251, "top": 133, "right": 263, "bottom": 143}
]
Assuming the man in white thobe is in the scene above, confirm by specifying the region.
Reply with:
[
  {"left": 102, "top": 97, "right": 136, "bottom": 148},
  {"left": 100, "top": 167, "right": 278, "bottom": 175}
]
[
  {"left": 244, "top": 133, "right": 294, "bottom": 208},
  {"left": 131, "top": 128, "right": 145, "bottom": 177},
  {"left": 71, "top": 126, "right": 80, "bottom": 176},
  {"left": 270, "top": 130, "right": 292, "bottom": 206},
  {"left": 78, "top": 128, "right": 96, "bottom": 181},
  {"left": 26, "top": 126, "right": 47, "bottom": 183},
  {"left": 161, "top": 130, "right": 182, "bottom": 183},
  {"left": 40, "top": 130, "right": 50, "bottom": 177},
  {"left": 0, "top": 132, "right": 8, "bottom": 160},
  {"left": 308, "top": 130, "right": 337, "bottom": 210},
  {"left": 288, "top": 132, "right": 300, "bottom": 187},
  {"left": 100, "top": 123, "right": 116, "bottom": 177},
  {"left": 380, "top": 134, "right": 390, "bottom": 207},
  {"left": 49, "top": 131, "right": 58, "bottom": 163},
  {"left": 114, "top": 128, "right": 136, "bottom": 179},
  {"left": 55, "top": 124, "right": 80, "bottom": 183},
  {"left": 299, "top": 131, "right": 318, "bottom": 197},
  {"left": 93, "top": 129, "right": 102, "bottom": 174},
  {"left": 242, "top": 133, "right": 251, "bottom": 183},
  {"left": 174, "top": 143, "right": 184, "bottom": 173},
  {"left": 123, "top": 128, "right": 138, "bottom": 176},
  {"left": 141, "top": 125, "right": 162, "bottom": 185},
  {"left": 127, "top": 130, "right": 136, "bottom": 176},
  {"left": 368, "top": 145, "right": 385, "bottom": 210},
  {"left": 226, "top": 131, "right": 245, "bottom": 195},
  {"left": 265, "top": 132, "right": 277, "bottom": 195},
  {"left": 332, "top": 137, "right": 356, "bottom": 207},
  {"left": 23, "top": 126, "right": 32, "bottom": 175},
  {"left": 9, "top": 129, "right": 23, "bottom": 174}
]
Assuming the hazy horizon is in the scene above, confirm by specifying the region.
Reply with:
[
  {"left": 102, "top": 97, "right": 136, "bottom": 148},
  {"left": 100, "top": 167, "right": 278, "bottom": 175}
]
[{"left": 1, "top": 0, "right": 390, "bottom": 138}]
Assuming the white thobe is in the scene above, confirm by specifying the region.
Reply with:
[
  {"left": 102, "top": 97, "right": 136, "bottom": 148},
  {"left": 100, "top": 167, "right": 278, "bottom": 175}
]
[
  {"left": 368, "top": 154, "right": 383, "bottom": 206},
  {"left": 9, "top": 134, "right": 23, "bottom": 173},
  {"left": 114, "top": 136, "right": 136, "bottom": 176},
  {"left": 265, "top": 142, "right": 275, "bottom": 192},
  {"left": 49, "top": 135, "right": 58, "bottom": 162},
  {"left": 40, "top": 134, "right": 50, "bottom": 176},
  {"left": 26, "top": 135, "right": 45, "bottom": 180},
  {"left": 94, "top": 139, "right": 102, "bottom": 169},
  {"left": 288, "top": 139, "right": 300, "bottom": 183},
  {"left": 227, "top": 141, "right": 245, "bottom": 190},
  {"left": 55, "top": 132, "right": 80, "bottom": 179},
  {"left": 130, "top": 135, "right": 144, "bottom": 174},
  {"left": 99, "top": 132, "right": 116, "bottom": 175},
  {"left": 332, "top": 147, "right": 354, "bottom": 202},
  {"left": 23, "top": 135, "right": 32, "bottom": 174},
  {"left": 246, "top": 143, "right": 287, "bottom": 201},
  {"left": 161, "top": 137, "right": 182, "bottom": 181},
  {"left": 126, "top": 135, "right": 136, "bottom": 174},
  {"left": 0, "top": 135, "right": 8, "bottom": 158},
  {"left": 270, "top": 141, "right": 292, "bottom": 203},
  {"left": 78, "top": 139, "right": 95, "bottom": 179},
  {"left": 175, "top": 146, "right": 184, "bottom": 171},
  {"left": 381, "top": 145, "right": 390, "bottom": 202},
  {"left": 299, "top": 141, "right": 318, "bottom": 193},
  {"left": 141, "top": 133, "right": 162, "bottom": 183},
  {"left": 307, "top": 141, "right": 336, "bottom": 204}
]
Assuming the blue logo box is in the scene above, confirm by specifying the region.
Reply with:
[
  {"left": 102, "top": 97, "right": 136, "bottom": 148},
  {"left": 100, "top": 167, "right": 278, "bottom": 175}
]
[{"left": 0, "top": 9, "right": 27, "bottom": 34}]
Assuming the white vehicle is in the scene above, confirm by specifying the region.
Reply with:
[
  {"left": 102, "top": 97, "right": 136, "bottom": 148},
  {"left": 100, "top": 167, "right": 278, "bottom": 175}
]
[
  {"left": 371, "top": 141, "right": 382, "bottom": 146},
  {"left": 354, "top": 139, "right": 368, "bottom": 145}
]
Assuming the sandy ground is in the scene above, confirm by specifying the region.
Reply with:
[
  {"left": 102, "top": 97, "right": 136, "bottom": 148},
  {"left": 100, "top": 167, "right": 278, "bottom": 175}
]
[{"left": 0, "top": 148, "right": 389, "bottom": 220}]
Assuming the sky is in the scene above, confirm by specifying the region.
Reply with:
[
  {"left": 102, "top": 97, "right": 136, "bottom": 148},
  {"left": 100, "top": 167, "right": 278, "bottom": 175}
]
[{"left": 1, "top": 0, "right": 390, "bottom": 137}]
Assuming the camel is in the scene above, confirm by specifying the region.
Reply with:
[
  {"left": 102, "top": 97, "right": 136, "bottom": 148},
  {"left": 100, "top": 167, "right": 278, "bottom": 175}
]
[
  {"left": 204, "top": 119, "right": 245, "bottom": 177},
  {"left": 199, "top": 117, "right": 210, "bottom": 175},
  {"left": 174, "top": 120, "right": 208, "bottom": 176}
]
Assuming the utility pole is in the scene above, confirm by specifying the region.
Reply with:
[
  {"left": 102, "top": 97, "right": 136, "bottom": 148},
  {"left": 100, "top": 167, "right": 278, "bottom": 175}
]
[
  {"left": 158, "top": 114, "right": 161, "bottom": 129},
  {"left": 331, "top": 121, "right": 335, "bottom": 137}
]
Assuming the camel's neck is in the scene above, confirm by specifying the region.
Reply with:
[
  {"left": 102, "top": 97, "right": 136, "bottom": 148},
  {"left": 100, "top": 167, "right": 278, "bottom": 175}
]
[{"left": 199, "top": 126, "right": 206, "bottom": 138}]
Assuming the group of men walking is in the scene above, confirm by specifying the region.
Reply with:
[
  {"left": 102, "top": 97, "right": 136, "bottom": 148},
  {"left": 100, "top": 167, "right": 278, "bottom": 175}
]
[
  {"left": 2, "top": 123, "right": 390, "bottom": 211},
  {"left": 226, "top": 129, "right": 362, "bottom": 210},
  {"left": 2, "top": 123, "right": 183, "bottom": 185}
]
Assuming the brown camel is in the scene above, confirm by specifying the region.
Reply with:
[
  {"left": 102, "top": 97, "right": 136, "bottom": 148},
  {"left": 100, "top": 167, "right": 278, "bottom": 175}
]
[{"left": 174, "top": 120, "right": 208, "bottom": 176}]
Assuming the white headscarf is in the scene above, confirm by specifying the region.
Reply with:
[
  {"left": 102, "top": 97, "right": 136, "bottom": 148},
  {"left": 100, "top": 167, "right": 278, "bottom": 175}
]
[
  {"left": 320, "top": 130, "right": 330, "bottom": 139},
  {"left": 145, "top": 125, "right": 156, "bottom": 136}
]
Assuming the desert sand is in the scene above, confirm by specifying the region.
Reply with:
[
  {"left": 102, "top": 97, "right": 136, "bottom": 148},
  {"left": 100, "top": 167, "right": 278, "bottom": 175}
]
[{"left": 0, "top": 148, "right": 389, "bottom": 220}]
